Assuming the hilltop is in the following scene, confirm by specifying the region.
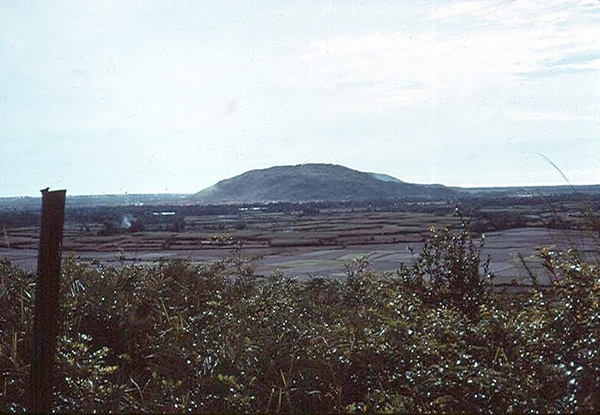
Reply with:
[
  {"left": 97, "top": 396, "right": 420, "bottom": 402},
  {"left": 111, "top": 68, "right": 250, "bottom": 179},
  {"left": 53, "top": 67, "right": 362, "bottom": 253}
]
[{"left": 192, "top": 163, "right": 456, "bottom": 204}]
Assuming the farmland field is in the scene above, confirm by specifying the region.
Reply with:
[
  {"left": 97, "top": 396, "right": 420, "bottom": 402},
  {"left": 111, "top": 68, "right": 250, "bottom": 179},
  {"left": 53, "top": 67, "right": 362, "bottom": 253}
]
[{"left": 2, "top": 198, "right": 598, "bottom": 286}]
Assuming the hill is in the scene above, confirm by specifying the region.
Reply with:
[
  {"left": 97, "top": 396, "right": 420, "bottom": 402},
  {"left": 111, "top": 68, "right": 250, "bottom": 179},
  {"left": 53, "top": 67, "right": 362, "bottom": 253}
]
[{"left": 192, "top": 163, "right": 456, "bottom": 204}]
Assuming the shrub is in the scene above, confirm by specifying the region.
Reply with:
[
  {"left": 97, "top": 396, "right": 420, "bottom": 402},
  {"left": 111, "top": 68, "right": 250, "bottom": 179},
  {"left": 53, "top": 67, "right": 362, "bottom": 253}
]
[{"left": 397, "top": 222, "right": 494, "bottom": 320}]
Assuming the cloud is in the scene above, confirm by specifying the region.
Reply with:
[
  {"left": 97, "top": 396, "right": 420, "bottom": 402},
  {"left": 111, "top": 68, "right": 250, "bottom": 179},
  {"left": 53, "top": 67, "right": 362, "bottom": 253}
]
[{"left": 430, "top": 0, "right": 600, "bottom": 76}]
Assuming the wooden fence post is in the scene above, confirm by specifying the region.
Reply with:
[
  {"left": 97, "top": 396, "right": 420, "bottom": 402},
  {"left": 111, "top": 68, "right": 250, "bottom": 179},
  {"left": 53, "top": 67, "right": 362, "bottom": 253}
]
[{"left": 30, "top": 188, "right": 66, "bottom": 413}]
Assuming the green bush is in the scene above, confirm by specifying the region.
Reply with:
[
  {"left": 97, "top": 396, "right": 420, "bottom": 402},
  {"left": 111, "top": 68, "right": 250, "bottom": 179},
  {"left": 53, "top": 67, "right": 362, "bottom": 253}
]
[
  {"left": 397, "top": 222, "right": 494, "bottom": 320},
  {"left": 0, "top": 223, "right": 598, "bottom": 413}
]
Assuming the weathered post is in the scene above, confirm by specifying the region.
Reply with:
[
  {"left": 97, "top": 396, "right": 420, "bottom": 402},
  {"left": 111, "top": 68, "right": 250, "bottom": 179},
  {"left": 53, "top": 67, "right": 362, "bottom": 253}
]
[
  {"left": 30, "top": 188, "right": 66, "bottom": 413},
  {"left": 2, "top": 225, "right": 10, "bottom": 249}
]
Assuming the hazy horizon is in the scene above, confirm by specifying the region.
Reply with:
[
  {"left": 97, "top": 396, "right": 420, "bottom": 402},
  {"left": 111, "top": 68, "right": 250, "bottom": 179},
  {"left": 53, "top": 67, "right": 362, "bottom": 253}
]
[
  {"left": 2, "top": 160, "right": 598, "bottom": 199},
  {"left": 1, "top": 0, "right": 599, "bottom": 197}
]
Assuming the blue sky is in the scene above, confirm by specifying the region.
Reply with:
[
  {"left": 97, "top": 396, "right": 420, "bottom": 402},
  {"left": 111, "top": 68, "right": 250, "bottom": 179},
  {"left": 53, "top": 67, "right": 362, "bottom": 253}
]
[{"left": 1, "top": 0, "right": 599, "bottom": 196}]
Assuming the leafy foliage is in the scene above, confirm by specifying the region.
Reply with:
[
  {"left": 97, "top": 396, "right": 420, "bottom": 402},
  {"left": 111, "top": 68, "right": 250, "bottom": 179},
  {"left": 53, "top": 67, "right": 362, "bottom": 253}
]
[{"left": 1, "top": 223, "right": 599, "bottom": 413}]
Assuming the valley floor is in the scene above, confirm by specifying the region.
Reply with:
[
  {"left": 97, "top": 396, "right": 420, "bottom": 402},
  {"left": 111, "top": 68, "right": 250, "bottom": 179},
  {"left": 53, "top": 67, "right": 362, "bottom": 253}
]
[{"left": 1, "top": 227, "right": 595, "bottom": 286}]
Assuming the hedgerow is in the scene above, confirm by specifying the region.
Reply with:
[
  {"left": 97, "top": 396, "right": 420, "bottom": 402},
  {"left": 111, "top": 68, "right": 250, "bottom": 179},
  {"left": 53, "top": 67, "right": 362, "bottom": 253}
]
[{"left": 1, "top": 223, "right": 598, "bottom": 413}]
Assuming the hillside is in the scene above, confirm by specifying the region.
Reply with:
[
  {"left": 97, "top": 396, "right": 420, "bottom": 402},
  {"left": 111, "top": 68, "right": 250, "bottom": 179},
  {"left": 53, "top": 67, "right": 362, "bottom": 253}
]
[{"left": 192, "top": 163, "right": 456, "bottom": 204}]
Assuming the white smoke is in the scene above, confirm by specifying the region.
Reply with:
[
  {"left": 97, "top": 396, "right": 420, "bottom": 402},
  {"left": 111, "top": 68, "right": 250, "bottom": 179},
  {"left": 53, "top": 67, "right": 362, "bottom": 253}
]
[{"left": 120, "top": 214, "right": 135, "bottom": 229}]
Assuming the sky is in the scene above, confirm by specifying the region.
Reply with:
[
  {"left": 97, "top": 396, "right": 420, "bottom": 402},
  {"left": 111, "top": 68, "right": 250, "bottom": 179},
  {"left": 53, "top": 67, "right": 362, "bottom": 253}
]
[{"left": 1, "top": 0, "right": 599, "bottom": 197}]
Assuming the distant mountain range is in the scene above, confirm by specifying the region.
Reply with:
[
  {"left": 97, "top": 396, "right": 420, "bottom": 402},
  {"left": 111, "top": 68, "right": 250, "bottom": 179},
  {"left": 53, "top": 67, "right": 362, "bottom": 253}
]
[
  {"left": 192, "top": 163, "right": 455, "bottom": 204},
  {"left": 1, "top": 164, "right": 599, "bottom": 209}
]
